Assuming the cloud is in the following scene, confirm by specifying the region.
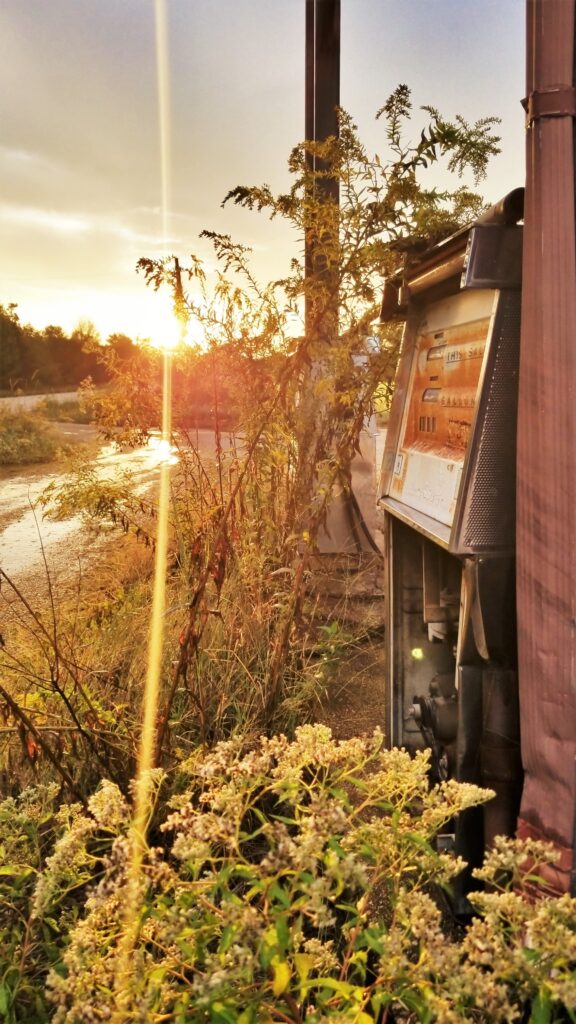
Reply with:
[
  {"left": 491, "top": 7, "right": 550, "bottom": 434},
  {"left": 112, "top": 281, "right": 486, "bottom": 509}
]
[
  {"left": 0, "top": 144, "right": 62, "bottom": 172},
  {"left": 0, "top": 200, "right": 180, "bottom": 247},
  {"left": 0, "top": 203, "right": 91, "bottom": 235}
]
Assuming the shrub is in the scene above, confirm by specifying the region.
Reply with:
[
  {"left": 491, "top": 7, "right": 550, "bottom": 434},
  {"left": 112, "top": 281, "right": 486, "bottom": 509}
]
[
  {"left": 37, "top": 398, "right": 94, "bottom": 424},
  {"left": 0, "top": 784, "right": 63, "bottom": 1023},
  {"left": 0, "top": 411, "right": 60, "bottom": 465},
  {"left": 34, "top": 425, "right": 346, "bottom": 762},
  {"left": 6, "top": 726, "right": 569, "bottom": 1023}
]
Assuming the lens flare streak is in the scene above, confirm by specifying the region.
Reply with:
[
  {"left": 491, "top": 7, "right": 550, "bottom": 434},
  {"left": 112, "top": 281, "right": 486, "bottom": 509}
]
[{"left": 114, "top": 2, "right": 175, "bottom": 1012}]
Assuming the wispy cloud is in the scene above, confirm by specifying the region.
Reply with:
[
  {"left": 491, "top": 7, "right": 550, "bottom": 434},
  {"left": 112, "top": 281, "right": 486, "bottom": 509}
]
[
  {"left": 0, "top": 144, "right": 60, "bottom": 169},
  {"left": 0, "top": 201, "right": 178, "bottom": 246},
  {"left": 0, "top": 204, "right": 91, "bottom": 234}
]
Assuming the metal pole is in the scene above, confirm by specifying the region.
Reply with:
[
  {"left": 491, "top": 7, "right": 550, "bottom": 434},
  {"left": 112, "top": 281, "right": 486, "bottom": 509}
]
[
  {"left": 304, "top": 0, "right": 341, "bottom": 335},
  {"left": 304, "top": 0, "right": 340, "bottom": 168},
  {"left": 305, "top": 0, "right": 315, "bottom": 148}
]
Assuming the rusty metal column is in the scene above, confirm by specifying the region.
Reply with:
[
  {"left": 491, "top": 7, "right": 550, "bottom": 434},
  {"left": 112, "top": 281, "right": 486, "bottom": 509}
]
[
  {"left": 517, "top": 0, "right": 576, "bottom": 893},
  {"left": 297, "top": 0, "right": 343, "bottom": 540},
  {"left": 304, "top": 0, "right": 340, "bottom": 186},
  {"left": 304, "top": 0, "right": 340, "bottom": 332}
]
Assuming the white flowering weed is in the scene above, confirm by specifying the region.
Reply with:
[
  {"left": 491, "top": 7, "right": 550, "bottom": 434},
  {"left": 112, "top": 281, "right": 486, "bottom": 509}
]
[{"left": 2, "top": 729, "right": 576, "bottom": 1022}]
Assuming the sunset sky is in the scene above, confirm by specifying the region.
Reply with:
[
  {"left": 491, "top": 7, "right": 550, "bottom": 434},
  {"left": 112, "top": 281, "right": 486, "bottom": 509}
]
[{"left": 1, "top": 1, "right": 524, "bottom": 346}]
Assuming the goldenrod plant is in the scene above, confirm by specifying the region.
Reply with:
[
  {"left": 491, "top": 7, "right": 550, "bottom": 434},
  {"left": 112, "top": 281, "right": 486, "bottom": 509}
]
[{"left": 1, "top": 728, "right": 574, "bottom": 1022}]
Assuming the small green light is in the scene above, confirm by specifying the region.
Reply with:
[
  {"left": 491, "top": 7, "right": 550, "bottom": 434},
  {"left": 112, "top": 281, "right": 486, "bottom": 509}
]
[{"left": 411, "top": 647, "right": 425, "bottom": 661}]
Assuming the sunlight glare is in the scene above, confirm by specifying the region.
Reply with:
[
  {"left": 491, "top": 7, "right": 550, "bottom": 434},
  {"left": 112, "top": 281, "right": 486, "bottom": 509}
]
[
  {"left": 182, "top": 315, "right": 208, "bottom": 349},
  {"left": 146, "top": 290, "right": 181, "bottom": 351},
  {"left": 146, "top": 434, "right": 178, "bottom": 465}
]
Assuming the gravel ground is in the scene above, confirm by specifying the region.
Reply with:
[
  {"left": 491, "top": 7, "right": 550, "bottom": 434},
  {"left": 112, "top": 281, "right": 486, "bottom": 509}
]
[{"left": 308, "top": 553, "right": 388, "bottom": 740}]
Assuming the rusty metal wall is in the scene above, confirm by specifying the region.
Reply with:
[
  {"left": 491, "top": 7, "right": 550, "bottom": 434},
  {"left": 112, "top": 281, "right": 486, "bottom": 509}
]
[{"left": 517, "top": 0, "right": 576, "bottom": 893}]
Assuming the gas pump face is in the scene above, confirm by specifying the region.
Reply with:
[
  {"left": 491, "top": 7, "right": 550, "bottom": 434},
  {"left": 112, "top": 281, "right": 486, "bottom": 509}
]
[
  {"left": 379, "top": 215, "right": 523, "bottom": 879},
  {"left": 381, "top": 285, "right": 519, "bottom": 555},
  {"left": 388, "top": 289, "right": 496, "bottom": 531}
]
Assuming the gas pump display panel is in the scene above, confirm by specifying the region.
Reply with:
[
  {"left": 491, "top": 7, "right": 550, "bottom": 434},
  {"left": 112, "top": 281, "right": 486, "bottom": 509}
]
[
  {"left": 381, "top": 285, "right": 519, "bottom": 554},
  {"left": 388, "top": 291, "right": 495, "bottom": 527}
]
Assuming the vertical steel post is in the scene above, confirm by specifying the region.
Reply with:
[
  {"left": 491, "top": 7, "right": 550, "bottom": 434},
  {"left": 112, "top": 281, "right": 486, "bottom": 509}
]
[
  {"left": 294, "top": 0, "right": 342, "bottom": 534},
  {"left": 304, "top": 0, "right": 340, "bottom": 336},
  {"left": 304, "top": 0, "right": 340, "bottom": 179}
]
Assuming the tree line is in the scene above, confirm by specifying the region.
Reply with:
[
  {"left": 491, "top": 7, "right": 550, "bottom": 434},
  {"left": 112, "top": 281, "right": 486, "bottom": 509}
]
[
  {"left": 0, "top": 302, "right": 246, "bottom": 431},
  {"left": 0, "top": 303, "right": 136, "bottom": 392}
]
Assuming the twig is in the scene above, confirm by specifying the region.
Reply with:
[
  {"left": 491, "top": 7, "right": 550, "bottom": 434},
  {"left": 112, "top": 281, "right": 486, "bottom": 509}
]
[{"left": 0, "top": 680, "right": 85, "bottom": 803}]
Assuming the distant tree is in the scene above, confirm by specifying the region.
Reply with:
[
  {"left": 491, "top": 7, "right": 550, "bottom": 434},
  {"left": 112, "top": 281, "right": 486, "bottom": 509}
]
[
  {"left": 106, "top": 333, "right": 136, "bottom": 362},
  {"left": 66, "top": 320, "right": 102, "bottom": 383},
  {"left": 0, "top": 304, "right": 24, "bottom": 390},
  {"left": 73, "top": 319, "right": 100, "bottom": 346},
  {"left": 38, "top": 325, "right": 68, "bottom": 387}
]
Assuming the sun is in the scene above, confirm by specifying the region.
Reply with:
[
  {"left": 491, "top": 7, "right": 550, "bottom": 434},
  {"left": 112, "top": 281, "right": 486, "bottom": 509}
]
[
  {"left": 27, "top": 285, "right": 210, "bottom": 353},
  {"left": 144, "top": 292, "right": 182, "bottom": 352},
  {"left": 119, "top": 289, "right": 208, "bottom": 351}
]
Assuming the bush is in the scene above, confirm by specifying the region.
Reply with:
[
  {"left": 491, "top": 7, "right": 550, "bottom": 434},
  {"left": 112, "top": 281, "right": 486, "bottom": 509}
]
[
  {"left": 0, "top": 784, "right": 63, "bottom": 1022},
  {"left": 3, "top": 727, "right": 571, "bottom": 1023},
  {"left": 37, "top": 398, "right": 93, "bottom": 424},
  {"left": 0, "top": 411, "right": 60, "bottom": 465}
]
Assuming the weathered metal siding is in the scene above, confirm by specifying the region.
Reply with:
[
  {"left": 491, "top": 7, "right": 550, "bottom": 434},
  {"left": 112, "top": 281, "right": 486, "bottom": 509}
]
[{"left": 517, "top": 0, "right": 576, "bottom": 892}]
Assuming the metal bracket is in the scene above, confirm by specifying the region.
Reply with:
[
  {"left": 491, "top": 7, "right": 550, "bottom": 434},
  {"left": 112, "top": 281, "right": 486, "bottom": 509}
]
[{"left": 522, "top": 86, "right": 576, "bottom": 127}]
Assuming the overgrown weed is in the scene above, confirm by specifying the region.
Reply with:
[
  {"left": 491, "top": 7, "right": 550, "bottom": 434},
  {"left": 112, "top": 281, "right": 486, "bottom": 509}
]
[
  {"left": 0, "top": 426, "right": 346, "bottom": 796},
  {"left": 0, "top": 530, "right": 157, "bottom": 796}
]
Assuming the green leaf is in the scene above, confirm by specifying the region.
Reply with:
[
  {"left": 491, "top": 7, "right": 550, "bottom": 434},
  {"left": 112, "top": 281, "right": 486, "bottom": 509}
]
[
  {"left": 302, "top": 977, "right": 360, "bottom": 999},
  {"left": 275, "top": 914, "right": 290, "bottom": 950},
  {"left": 269, "top": 881, "right": 290, "bottom": 908},
  {"left": 360, "top": 927, "right": 386, "bottom": 955},
  {"left": 529, "top": 991, "right": 552, "bottom": 1024},
  {"left": 228, "top": 856, "right": 257, "bottom": 875},
  {"left": 210, "top": 1002, "right": 237, "bottom": 1024},
  {"left": 335, "top": 901, "right": 362, "bottom": 914},
  {"left": 271, "top": 957, "right": 291, "bottom": 996},
  {"left": 0, "top": 864, "right": 35, "bottom": 879},
  {"left": 43, "top": 916, "right": 61, "bottom": 934},
  {"left": 148, "top": 966, "right": 168, "bottom": 986},
  {"left": 219, "top": 925, "right": 234, "bottom": 953},
  {"left": 294, "top": 953, "right": 314, "bottom": 981},
  {"left": 0, "top": 984, "right": 10, "bottom": 1015}
]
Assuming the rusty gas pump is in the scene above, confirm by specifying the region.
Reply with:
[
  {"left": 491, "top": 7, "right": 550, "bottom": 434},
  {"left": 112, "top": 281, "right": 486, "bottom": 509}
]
[{"left": 378, "top": 190, "right": 524, "bottom": 896}]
